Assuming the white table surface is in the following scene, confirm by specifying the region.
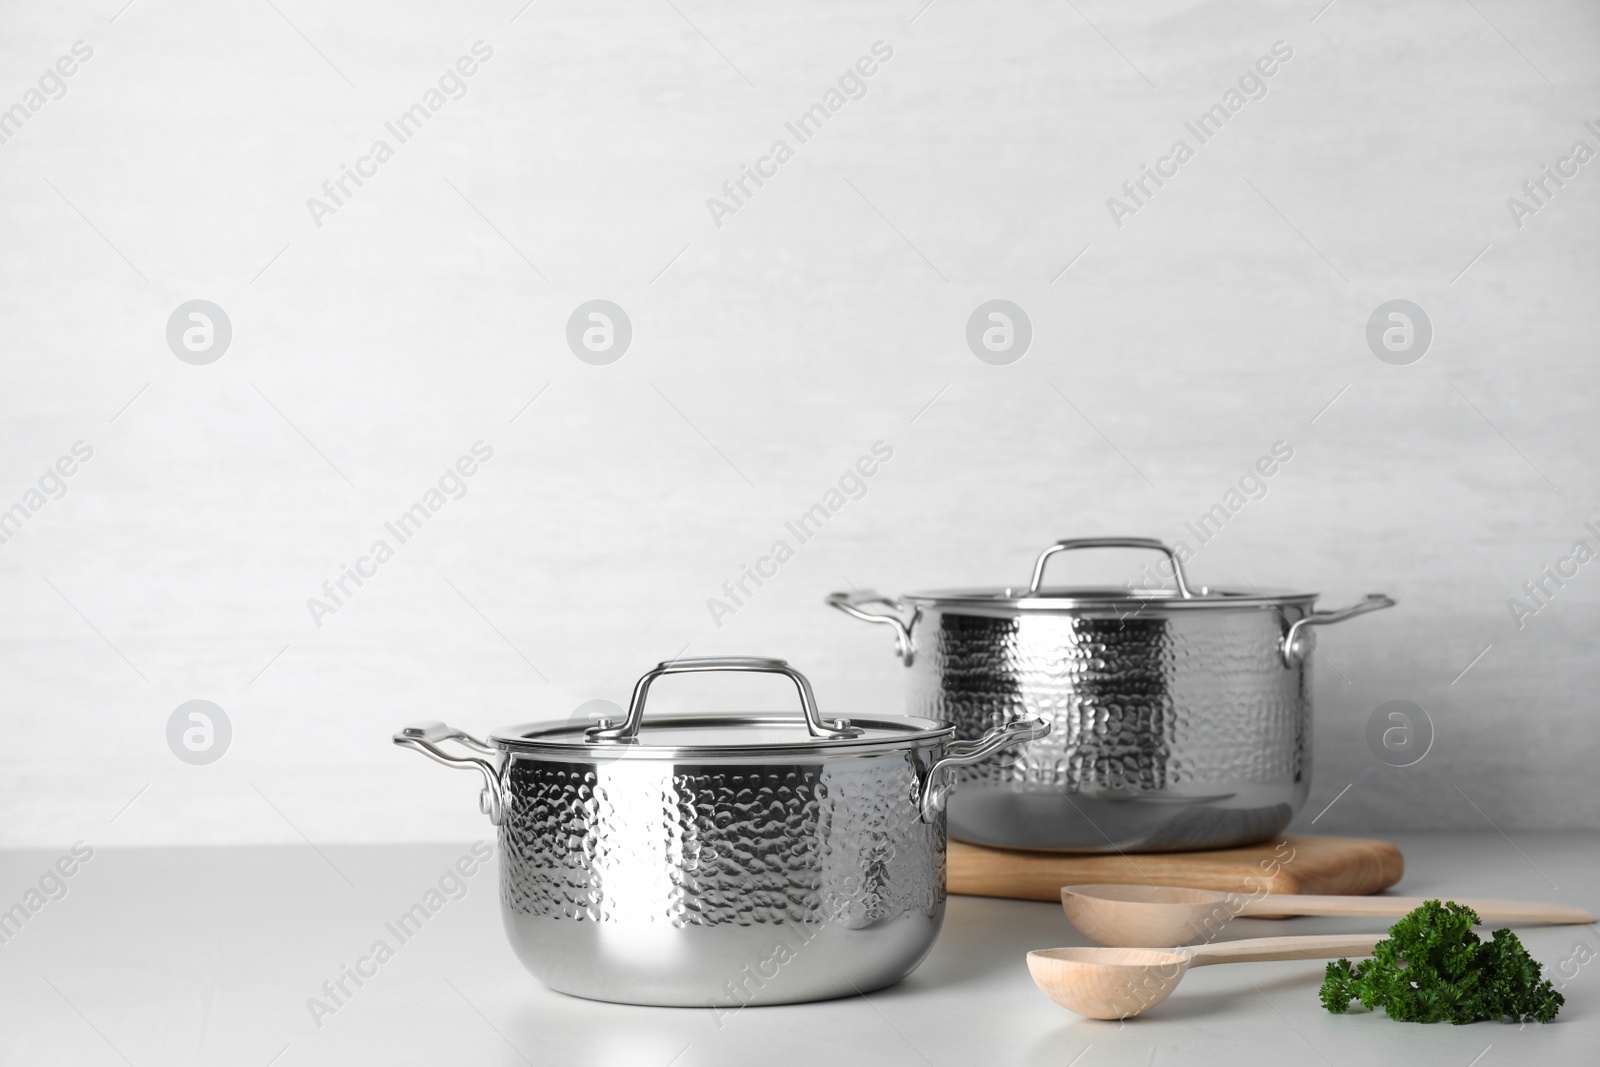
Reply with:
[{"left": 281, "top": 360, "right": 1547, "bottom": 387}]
[{"left": 1, "top": 833, "right": 1594, "bottom": 1066}]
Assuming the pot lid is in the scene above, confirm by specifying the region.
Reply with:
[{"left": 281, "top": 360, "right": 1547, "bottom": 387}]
[
  {"left": 490, "top": 657, "right": 950, "bottom": 758},
  {"left": 905, "top": 585, "right": 1318, "bottom": 610},
  {"left": 491, "top": 712, "right": 950, "bottom": 757},
  {"left": 903, "top": 538, "right": 1316, "bottom": 610}
]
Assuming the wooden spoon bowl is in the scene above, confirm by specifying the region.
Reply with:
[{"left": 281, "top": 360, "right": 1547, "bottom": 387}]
[
  {"left": 1027, "top": 946, "right": 1193, "bottom": 1020},
  {"left": 1061, "top": 884, "right": 1231, "bottom": 947}
]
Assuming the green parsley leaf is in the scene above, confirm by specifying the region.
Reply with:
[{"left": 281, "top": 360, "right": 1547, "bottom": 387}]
[{"left": 1318, "top": 899, "right": 1564, "bottom": 1024}]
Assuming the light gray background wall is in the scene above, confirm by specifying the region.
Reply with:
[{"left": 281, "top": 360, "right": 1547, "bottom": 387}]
[{"left": 2, "top": 0, "right": 1595, "bottom": 848}]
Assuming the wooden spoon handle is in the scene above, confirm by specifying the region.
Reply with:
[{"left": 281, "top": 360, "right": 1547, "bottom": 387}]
[
  {"left": 1187, "top": 933, "right": 1383, "bottom": 967},
  {"left": 1237, "top": 895, "right": 1596, "bottom": 925}
]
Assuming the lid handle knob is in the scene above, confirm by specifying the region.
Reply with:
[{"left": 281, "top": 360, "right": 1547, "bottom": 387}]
[
  {"left": 584, "top": 657, "right": 865, "bottom": 743},
  {"left": 1028, "top": 537, "right": 1194, "bottom": 598}
]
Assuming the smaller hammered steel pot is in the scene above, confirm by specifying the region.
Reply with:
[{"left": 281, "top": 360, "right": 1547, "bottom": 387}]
[
  {"left": 393, "top": 656, "right": 1049, "bottom": 1007},
  {"left": 827, "top": 538, "right": 1396, "bottom": 854}
]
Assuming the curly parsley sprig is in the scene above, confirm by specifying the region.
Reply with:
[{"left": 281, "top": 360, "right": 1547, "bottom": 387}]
[{"left": 1319, "top": 899, "right": 1564, "bottom": 1024}]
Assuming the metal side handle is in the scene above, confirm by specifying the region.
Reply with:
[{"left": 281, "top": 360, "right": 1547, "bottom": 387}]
[
  {"left": 919, "top": 718, "right": 1052, "bottom": 822},
  {"left": 1282, "top": 594, "right": 1396, "bottom": 665},
  {"left": 393, "top": 721, "right": 507, "bottom": 825},
  {"left": 825, "top": 591, "right": 917, "bottom": 666}
]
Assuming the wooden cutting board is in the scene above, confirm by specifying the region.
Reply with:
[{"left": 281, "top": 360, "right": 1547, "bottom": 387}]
[{"left": 949, "top": 835, "right": 1403, "bottom": 902}]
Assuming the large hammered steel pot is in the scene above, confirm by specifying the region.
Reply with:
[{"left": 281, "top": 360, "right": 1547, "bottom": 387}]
[
  {"left": 393, "top": 657, "right": 1048, "bottom": 1007},
  {"left": 827, "top": 538, "right": 1395, "bottom": 854}
]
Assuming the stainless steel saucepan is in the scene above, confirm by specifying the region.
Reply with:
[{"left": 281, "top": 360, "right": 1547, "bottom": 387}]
[
  {"left": 394, "top": 656, "right": 1048, "bottom": 1006},
  {"left": 827, "top": 538, "right": 1394, "bottom": 853}
]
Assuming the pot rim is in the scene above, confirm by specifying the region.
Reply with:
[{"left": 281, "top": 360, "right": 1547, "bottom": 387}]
[
  {"left": 489, "top": 712, "right": 956, "bottom": 760},
  {"left": 901, "top": 586, "right": 1321, "bottom": 612}
]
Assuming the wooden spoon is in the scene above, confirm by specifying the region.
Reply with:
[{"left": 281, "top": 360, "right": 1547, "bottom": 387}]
[
  {"left": 1027, "top": 933, "right": 1383, "bottom": 1019},
  {"left": 1061, "top": 883, "right": 1596, "bottom": 947}
]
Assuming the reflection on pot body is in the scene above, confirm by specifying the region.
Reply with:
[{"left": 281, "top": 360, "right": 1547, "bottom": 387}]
[
  {"left": 498, "top": 752, "right": 945, "bottom": 1006},
  {"left": 920, "top": 607, "right": 1310, "bottom": 852}
]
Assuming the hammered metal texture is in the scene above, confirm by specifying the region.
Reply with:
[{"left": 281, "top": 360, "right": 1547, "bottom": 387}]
[
  {"left": 907, "top": 606, "right": 1311, "bottom": 852},
  {"left": 496, "top": 746, "right": 946, "bottom": 1005}
]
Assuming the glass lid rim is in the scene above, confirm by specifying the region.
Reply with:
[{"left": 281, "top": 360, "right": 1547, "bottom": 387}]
[
  {"left": 489, "top": 712, "right": 953, "bottom": 752},
  {"left": 904, "top": 585, "right": 1318, "bottom": 605}
]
